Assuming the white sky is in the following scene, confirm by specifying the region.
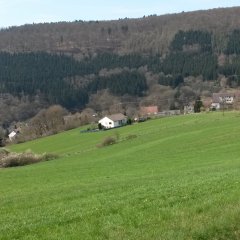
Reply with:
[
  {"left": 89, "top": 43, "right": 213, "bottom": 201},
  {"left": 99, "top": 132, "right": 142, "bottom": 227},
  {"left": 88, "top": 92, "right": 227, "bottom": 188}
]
[{"left": 0, "top": 0, "right": 240, "bottom": 28}]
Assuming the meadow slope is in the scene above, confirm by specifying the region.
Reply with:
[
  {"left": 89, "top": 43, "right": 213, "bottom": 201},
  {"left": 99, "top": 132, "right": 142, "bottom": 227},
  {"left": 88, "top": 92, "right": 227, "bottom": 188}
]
[{"left": 0, "top": 112, "right": 240, "bottom": 240}]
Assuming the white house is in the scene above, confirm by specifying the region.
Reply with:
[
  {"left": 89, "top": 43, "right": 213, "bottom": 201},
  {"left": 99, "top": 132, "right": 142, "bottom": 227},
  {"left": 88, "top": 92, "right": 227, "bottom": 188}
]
[
  {"left": 8, "top": 131, "right": 17, "bottom": 141},
  {"left": 210, "top": 102, "right": 221, "bottom": 110},
  {"left": 184, "top": 105, "right": 194, "bottom": 114},
  {"left": 98, "top": 113, "right": 127, "bottom": 129},
  {"left": 211, "top": 92, "right": 238, "bottom": 110}
]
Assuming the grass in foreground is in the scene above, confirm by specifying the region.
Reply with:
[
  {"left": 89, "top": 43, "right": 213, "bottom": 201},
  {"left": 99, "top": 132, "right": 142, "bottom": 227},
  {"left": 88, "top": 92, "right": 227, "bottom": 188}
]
[{"left": 0, "top": 111, "right": 240, "bottom": 239}]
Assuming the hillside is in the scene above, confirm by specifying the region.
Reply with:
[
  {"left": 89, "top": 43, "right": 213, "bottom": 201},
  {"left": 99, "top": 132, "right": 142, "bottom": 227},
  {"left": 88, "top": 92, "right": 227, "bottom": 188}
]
[
  {"left": 0, "top": 112, "right": 240, "bottom": 239},
  {"left": 1, "top": 7, "right": 240, "bottom": 55},
  {"left": 1, "top": 7, "right": 240, "bottom": 127}
]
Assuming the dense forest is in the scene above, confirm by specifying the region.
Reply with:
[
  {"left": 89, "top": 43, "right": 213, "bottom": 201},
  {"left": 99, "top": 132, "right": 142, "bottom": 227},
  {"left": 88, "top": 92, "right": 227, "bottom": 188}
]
[{"left": 1, "top": 7, "right": 240, "bottom": 129}]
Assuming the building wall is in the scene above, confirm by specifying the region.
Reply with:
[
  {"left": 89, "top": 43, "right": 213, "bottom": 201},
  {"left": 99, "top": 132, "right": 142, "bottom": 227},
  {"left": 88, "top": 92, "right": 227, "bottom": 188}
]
[
  {"left": 140, "top": 106, "right": 158, "bottom": 116},
  {"left": 99, "top": 117, "right": 114, "bottom": 128},
  {"left": 99, "top": 117, "right": 127, "bottom": 129},
  {"left": 113, "top": 119, "right": 127, "bottom": 128},
  {"left": 8, "top": 131, "right": 17, "bottom": 141},
  {"left": 211, "top": 103, "right": 220, "bottom": 110}
]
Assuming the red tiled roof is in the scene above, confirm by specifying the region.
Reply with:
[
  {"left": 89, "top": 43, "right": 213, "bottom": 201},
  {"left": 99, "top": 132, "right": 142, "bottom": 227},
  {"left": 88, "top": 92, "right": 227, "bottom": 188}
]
[{"left": 140, "top": 106, "right": 158, "bottom": 115}]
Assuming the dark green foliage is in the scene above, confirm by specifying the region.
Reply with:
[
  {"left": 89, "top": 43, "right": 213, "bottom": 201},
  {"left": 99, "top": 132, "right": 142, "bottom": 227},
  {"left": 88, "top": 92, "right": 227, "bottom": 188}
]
[
  {"left": 194, "top": 97, "right": 203, "bottom": 113},
  {"left": 98, "top": 123, "right": 103, "bottom": 130},
  {"left": 97, "top": 136, "right": 117, "bottom": 148},
  {"left": 218, "top": 55, "right": 240, "bottom": 87},
  {"left": 170, "top": 103, "right": 177, "bottom": 110},
  {"left": 219, "top": 55, "right": 240, "bottom": 75},
  {"left": 0, "top": 52, "right": 148, "bottom": 109},
  {"left": 226, "top": 30, "right": 240, "bottom": 54},
  {"left": 227, "top": 75, "right": 240, "bottom": 87},
  {"left": 158, "top": 74, "right": 184, "bottom": 88},
  {"left": 146, "top": 54, "right": 162, "bottom": 72},
  {"left": 0, "top": 52, "right": 88, "bottom": 109},
  {"left": 0, "top": 138, "right": 4, "bottom": 147},
  {"left": 161, "top": 30, "right": 218, "bottom": 80},
  {"left": 158, "top": 52, "right": 217, "bottom": 80},
  {"left": 88, "top": 52, "right": 149, "bottom": 72},
  {"left": 87, "top": 70, "right": 147, "bottom": 96},
  {"left": 170, "top": 30, "right": 212, "bottom": 52},
  {"left": 125, "top": 134, "right": 137, "bottom": 140},
  {"left": 3, "top": 26, "right": 240, "bottom": 114},
  {"left": 0, "top": 47, "right": 219, "bottom": 111},
  {"left": 127, "top": 118, "right": 132, "bottom": 125}
]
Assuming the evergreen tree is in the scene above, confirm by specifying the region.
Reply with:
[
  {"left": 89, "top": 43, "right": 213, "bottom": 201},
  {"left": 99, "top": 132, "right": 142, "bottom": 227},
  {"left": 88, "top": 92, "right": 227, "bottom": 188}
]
[{"left": 194, "top": 97, "right": 203, "bottom": 113}]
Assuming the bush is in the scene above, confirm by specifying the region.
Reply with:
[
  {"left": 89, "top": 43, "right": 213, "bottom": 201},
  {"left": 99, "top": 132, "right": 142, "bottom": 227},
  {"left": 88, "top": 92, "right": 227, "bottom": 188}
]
[
  {"left": 0, "top": 150, "right": 58, "bottom": 168},
  {"left": 114, "top": 131, "right": 120, "bottom": 141},
  {"left": 0, "top": 148, "right": 9, "bottom": 159},
  {"left": 97, "top": 136, "right": 117, "bottom": 148},
  {"left": 127, "top": 118, "right": 132, "bottom": 125},
  {"left": 98, "top": 123, "right": 103, "bottom": 130},
  {"left": 126, "top": 134, "right": 137, "bottom": 140},
  {"left": 42, "top": 153, "right": 58, "bottom": 161}
]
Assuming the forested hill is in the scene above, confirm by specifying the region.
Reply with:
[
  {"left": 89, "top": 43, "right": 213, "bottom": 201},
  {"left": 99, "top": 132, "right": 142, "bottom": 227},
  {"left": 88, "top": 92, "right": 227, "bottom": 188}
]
[
  {"left": 1, "top": 7, "right": 240, "bottom": 55},
  {"left": 1, "top": 7, "right": 240, "bottom": 126}
]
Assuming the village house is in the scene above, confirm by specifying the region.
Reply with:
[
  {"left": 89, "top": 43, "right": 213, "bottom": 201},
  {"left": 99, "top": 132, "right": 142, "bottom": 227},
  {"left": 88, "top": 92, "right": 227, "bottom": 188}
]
[
  {"left": 157, "top": 110, "right": 181, "bottom": 117},
  {"left": 184, "top": 105, "right": 194, "bottom": 114},
  {"left": 211, "top": 92, "right": 240, "bottom": 110},
  {"left": 8, "top": 131, "right": 17, "bottom": 141},
  {"left": 140, "top": 106, "right": 159, "bottom": 116},
  {"left": 98, "top": 113, "right": 127, "bottom": 129},
  {"left": 8, "top": 125, "right": 21, "bottom": 141}
]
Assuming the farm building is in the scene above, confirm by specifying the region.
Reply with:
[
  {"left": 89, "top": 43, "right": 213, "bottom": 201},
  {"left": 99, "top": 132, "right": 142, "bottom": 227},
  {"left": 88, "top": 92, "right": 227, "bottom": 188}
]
[
  {"left": 98, "top": 113, "right": 127, "bottom": 129},
  {"left": 8, "top": 131, "right": 17, "bottom": 141},
  {"left": 7, "top": 125, "right": 22, "bottom": 141},
  {"left": 140, "top": 106, "right": 158, "bottom": 116},
  {"left": 211, "top": 92, "right": 240, "bottom": 110},
  {"left": 184, "top": 105, "right": 194, "bottom": 114}
]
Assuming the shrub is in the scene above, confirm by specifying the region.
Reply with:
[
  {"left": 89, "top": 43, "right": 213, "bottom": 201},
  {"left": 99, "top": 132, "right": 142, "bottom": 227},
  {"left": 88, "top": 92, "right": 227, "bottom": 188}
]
[
  {"left": 126, "top": 134, "right": 137, "bottom": 140},
  {"left": 0, "top": 150, "right": 58, "bottom": 168},
  {"left": 114, "top": 131, "right": 120, "bottom": 141},
  {"left": 42, "top": 153, "right": 59, "bottom": 161},
  {"left": 127, "top": 118, "right": 132, "bottom": 125},
  {"left": 97, "top": 136, "right": 117, "bottom": 148},
  {"left": 98, "top": 123, "right": 103, "bottom": 130},
  {"left": 0, "top": 148, "right": 10, "bottom": 161}
]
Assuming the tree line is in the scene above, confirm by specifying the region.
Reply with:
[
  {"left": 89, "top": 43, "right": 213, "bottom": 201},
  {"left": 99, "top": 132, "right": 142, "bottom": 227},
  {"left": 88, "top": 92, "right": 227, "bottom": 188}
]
[{"left": 1, "top": 29, "right": 240, "bottom": 112}]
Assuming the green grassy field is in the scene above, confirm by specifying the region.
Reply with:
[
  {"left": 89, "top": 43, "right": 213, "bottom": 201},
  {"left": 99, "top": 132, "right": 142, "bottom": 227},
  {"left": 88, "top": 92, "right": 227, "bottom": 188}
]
[{"left": 0, "top": 111, "right": 240, "bottom": 240}]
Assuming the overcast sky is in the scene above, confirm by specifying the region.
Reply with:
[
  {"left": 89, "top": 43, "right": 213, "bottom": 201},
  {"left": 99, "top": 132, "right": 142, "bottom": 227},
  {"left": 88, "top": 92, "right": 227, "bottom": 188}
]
[{"left": 0, "top": 0, "right": 240, "bottom": 28}]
